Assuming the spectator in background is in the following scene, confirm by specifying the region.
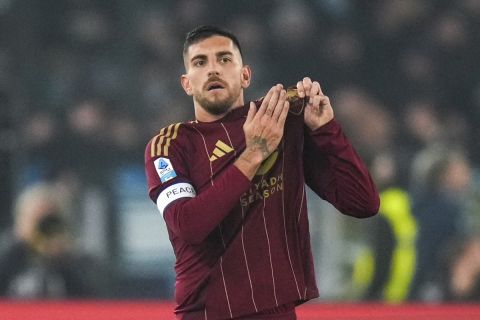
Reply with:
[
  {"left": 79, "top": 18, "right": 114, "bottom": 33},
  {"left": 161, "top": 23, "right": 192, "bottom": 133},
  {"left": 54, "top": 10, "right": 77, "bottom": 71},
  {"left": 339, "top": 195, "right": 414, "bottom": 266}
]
[
  {"left": 0, "top": 183, "right": 96, "bottom": 298},
  {"left": 19, "top": 110, "right": 61, "bottom": 185},
  {"left": 408, "top": 147, "right": 472, "bottom": 301},
  {"left": 331, "top": 85, "right": 395, "bottom": 164},
  {"left": 358, "top": 152, "right": 417, "bottom": 303},
  {"left": 447, "top": 236, "right": 480, "bottom": 301},
  {"left": 445, "top": 155, "right": 480, "bottom": 301}
]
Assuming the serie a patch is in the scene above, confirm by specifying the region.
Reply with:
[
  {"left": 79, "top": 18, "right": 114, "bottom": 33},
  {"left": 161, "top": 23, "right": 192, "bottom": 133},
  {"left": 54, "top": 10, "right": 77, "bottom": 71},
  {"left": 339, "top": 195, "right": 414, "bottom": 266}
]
[{"left": 154, "top": 157, "right": 177, "bottom": 183}]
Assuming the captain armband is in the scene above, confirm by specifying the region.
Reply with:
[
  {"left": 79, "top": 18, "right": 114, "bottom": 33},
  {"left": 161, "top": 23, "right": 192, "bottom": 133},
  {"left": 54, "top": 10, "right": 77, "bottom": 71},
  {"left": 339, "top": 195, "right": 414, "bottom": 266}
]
[{"left": 156, "top": 183, "right": 196, "bottom": 216}]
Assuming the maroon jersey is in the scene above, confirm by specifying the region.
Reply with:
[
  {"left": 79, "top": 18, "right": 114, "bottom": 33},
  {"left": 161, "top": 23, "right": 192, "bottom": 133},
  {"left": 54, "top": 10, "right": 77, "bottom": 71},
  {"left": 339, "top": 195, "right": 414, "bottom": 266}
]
[{"left": 145, "top": 103, "right": 379, "bottom": 320}]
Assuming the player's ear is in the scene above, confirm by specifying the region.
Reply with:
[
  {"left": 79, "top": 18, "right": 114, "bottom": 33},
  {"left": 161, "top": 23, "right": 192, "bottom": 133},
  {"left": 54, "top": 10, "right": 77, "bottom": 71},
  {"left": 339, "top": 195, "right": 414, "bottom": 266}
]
[
  {"left": 181, "top": 74, "right": 193, "bottom": 96},
  {"left": 240, "top": 65, "right": 251, "bottom": 89}
]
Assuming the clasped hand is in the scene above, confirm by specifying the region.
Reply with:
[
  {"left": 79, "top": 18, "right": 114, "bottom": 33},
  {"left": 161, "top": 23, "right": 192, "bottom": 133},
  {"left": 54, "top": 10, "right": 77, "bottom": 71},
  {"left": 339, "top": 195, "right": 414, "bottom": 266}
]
[
  {"left": 296, "top": 77, "right": 334, "bottom": 130},
  {"left": 243, "top": 84, "right": 289, "bottom": 163},
  {"left": 242, "top": 78, "right": 334, "bottom": 166}
]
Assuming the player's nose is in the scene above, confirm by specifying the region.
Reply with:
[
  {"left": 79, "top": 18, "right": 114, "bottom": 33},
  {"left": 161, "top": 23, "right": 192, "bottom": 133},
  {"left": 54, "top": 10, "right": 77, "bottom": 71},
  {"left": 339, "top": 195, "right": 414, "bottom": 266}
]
[
  {"left": 208, "top": 70, "right": 220, "bottom": 78},
  {"left": 206, "top": 61, "right": 220, "bottom": 77}
]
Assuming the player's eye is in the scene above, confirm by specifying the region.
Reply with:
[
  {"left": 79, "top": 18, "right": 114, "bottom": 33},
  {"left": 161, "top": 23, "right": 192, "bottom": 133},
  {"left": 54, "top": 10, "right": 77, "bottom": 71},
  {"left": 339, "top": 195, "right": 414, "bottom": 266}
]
[
  {"left": 219, "top": 56, "right": 231, "bottom": 63},
  {"left": 193, "top": 59, "right": 205, "bottom": 67}
]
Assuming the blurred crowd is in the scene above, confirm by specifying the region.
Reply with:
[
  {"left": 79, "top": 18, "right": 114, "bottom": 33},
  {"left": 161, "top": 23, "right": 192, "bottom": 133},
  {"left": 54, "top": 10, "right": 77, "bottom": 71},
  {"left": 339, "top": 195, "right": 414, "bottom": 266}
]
[{"left": 0, "top": 0, "right": 479, "bottom": 302}]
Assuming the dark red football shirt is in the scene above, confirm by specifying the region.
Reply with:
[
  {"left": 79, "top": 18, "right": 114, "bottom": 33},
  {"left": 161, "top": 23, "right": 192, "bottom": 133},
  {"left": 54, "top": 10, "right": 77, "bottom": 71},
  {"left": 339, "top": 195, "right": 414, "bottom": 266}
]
[{"left": 145, "top": 102, "right": 379, "bottom": 320}]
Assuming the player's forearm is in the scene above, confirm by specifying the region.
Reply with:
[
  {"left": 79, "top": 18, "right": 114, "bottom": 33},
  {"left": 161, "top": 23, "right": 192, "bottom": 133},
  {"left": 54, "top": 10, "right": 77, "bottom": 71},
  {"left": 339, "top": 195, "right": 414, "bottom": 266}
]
[
  {"left": 304, "top": 119, "right": 380, "bottom": 217},
  {"left": 164, "top": 164, "right": 251, "bottom": 244}
]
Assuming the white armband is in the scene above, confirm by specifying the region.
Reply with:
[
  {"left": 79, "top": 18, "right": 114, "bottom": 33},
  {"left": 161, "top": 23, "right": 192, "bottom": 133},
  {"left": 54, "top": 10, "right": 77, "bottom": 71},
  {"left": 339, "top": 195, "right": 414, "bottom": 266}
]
[{"left": 156, "top": 183, "right": 196, "bottom": 216}]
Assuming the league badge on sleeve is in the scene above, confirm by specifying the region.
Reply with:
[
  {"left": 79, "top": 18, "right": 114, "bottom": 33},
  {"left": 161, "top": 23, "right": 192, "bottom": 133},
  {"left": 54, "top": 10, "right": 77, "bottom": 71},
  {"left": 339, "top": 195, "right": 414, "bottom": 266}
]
[{"left": 154, "top": 157, "right": 177, "bottom": 183}]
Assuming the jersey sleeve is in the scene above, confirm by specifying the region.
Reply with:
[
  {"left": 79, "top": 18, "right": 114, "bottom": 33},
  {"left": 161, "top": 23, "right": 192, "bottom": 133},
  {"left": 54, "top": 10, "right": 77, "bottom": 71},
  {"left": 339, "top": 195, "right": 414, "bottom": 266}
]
[
  {"left": 145, "top": 123, "right": 195, "bottom": 212},
  {"left": 145, "top": 124, "right": 252, "bottom": 245},
  {"left": 303, "top": 119, "right": 380, "bottom": 218}
]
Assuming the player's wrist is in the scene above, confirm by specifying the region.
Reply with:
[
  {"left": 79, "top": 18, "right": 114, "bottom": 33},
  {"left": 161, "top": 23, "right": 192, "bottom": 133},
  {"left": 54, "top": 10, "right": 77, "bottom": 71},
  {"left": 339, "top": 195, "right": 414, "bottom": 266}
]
[
  {"left": 234, "top": 149, "right": 264, "bottom": 180},
  {"left": 240, "top": 148, "right": 265, "bottom": 166}
]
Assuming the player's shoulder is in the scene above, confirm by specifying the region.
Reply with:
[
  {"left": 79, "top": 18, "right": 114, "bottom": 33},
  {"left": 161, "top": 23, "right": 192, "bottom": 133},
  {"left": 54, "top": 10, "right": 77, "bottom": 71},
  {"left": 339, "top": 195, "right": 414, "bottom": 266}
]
[{"left": 146, "top": 121, "right": 197, "bottom": 159}]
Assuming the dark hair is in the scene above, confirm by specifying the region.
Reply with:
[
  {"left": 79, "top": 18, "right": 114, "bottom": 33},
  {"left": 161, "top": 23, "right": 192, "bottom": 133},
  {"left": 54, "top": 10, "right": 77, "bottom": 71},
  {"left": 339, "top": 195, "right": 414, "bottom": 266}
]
[
  {"left": 37, "top": 214, "right": 66, "bottom": 237},
  {"left": 183, "top": 25, "right": 243, "bottom": 58}
]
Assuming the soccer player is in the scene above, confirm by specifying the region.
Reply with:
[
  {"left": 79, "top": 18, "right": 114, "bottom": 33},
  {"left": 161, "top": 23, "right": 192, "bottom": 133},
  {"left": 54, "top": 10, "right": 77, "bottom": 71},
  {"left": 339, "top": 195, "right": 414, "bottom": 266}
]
[{"left": 145, "top": 25, "right": 380, "bottom": 320}]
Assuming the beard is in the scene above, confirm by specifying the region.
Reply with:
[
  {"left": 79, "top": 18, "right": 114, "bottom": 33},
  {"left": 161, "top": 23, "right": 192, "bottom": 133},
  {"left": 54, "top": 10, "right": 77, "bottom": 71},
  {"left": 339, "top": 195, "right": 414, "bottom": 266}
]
[{"left": 194, "top": 85, "right": 241, "bottom": 116}]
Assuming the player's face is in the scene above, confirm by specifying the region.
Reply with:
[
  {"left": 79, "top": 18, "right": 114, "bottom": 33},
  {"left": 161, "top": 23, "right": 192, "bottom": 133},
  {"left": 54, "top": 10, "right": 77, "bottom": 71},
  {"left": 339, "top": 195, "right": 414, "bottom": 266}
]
[{"left": 182, "top": 36, "right": 251, "bottom": 116}]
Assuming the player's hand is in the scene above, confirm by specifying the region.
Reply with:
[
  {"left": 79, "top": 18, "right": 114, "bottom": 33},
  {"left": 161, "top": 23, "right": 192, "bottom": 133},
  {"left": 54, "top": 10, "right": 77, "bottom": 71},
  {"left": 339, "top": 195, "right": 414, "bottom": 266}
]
[
  {"left": 297, "top": 77, "right": 334, "bottom": 130},
  {"left": 243, "top": 84, "right": 289, "bottom": 163}
]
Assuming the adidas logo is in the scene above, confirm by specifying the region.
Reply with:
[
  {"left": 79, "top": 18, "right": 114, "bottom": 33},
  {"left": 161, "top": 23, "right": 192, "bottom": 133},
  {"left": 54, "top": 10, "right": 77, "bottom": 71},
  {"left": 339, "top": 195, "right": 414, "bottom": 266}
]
[{"left": 210, "top": 140, "right": 234, "bottom": 162}]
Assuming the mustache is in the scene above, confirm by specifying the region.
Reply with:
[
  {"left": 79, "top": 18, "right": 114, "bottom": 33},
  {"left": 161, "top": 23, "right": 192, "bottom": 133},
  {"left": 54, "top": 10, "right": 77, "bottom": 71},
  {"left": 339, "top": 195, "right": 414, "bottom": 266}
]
[{"left": 204, "top": 76, "right": 227, "bottom": 90}]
